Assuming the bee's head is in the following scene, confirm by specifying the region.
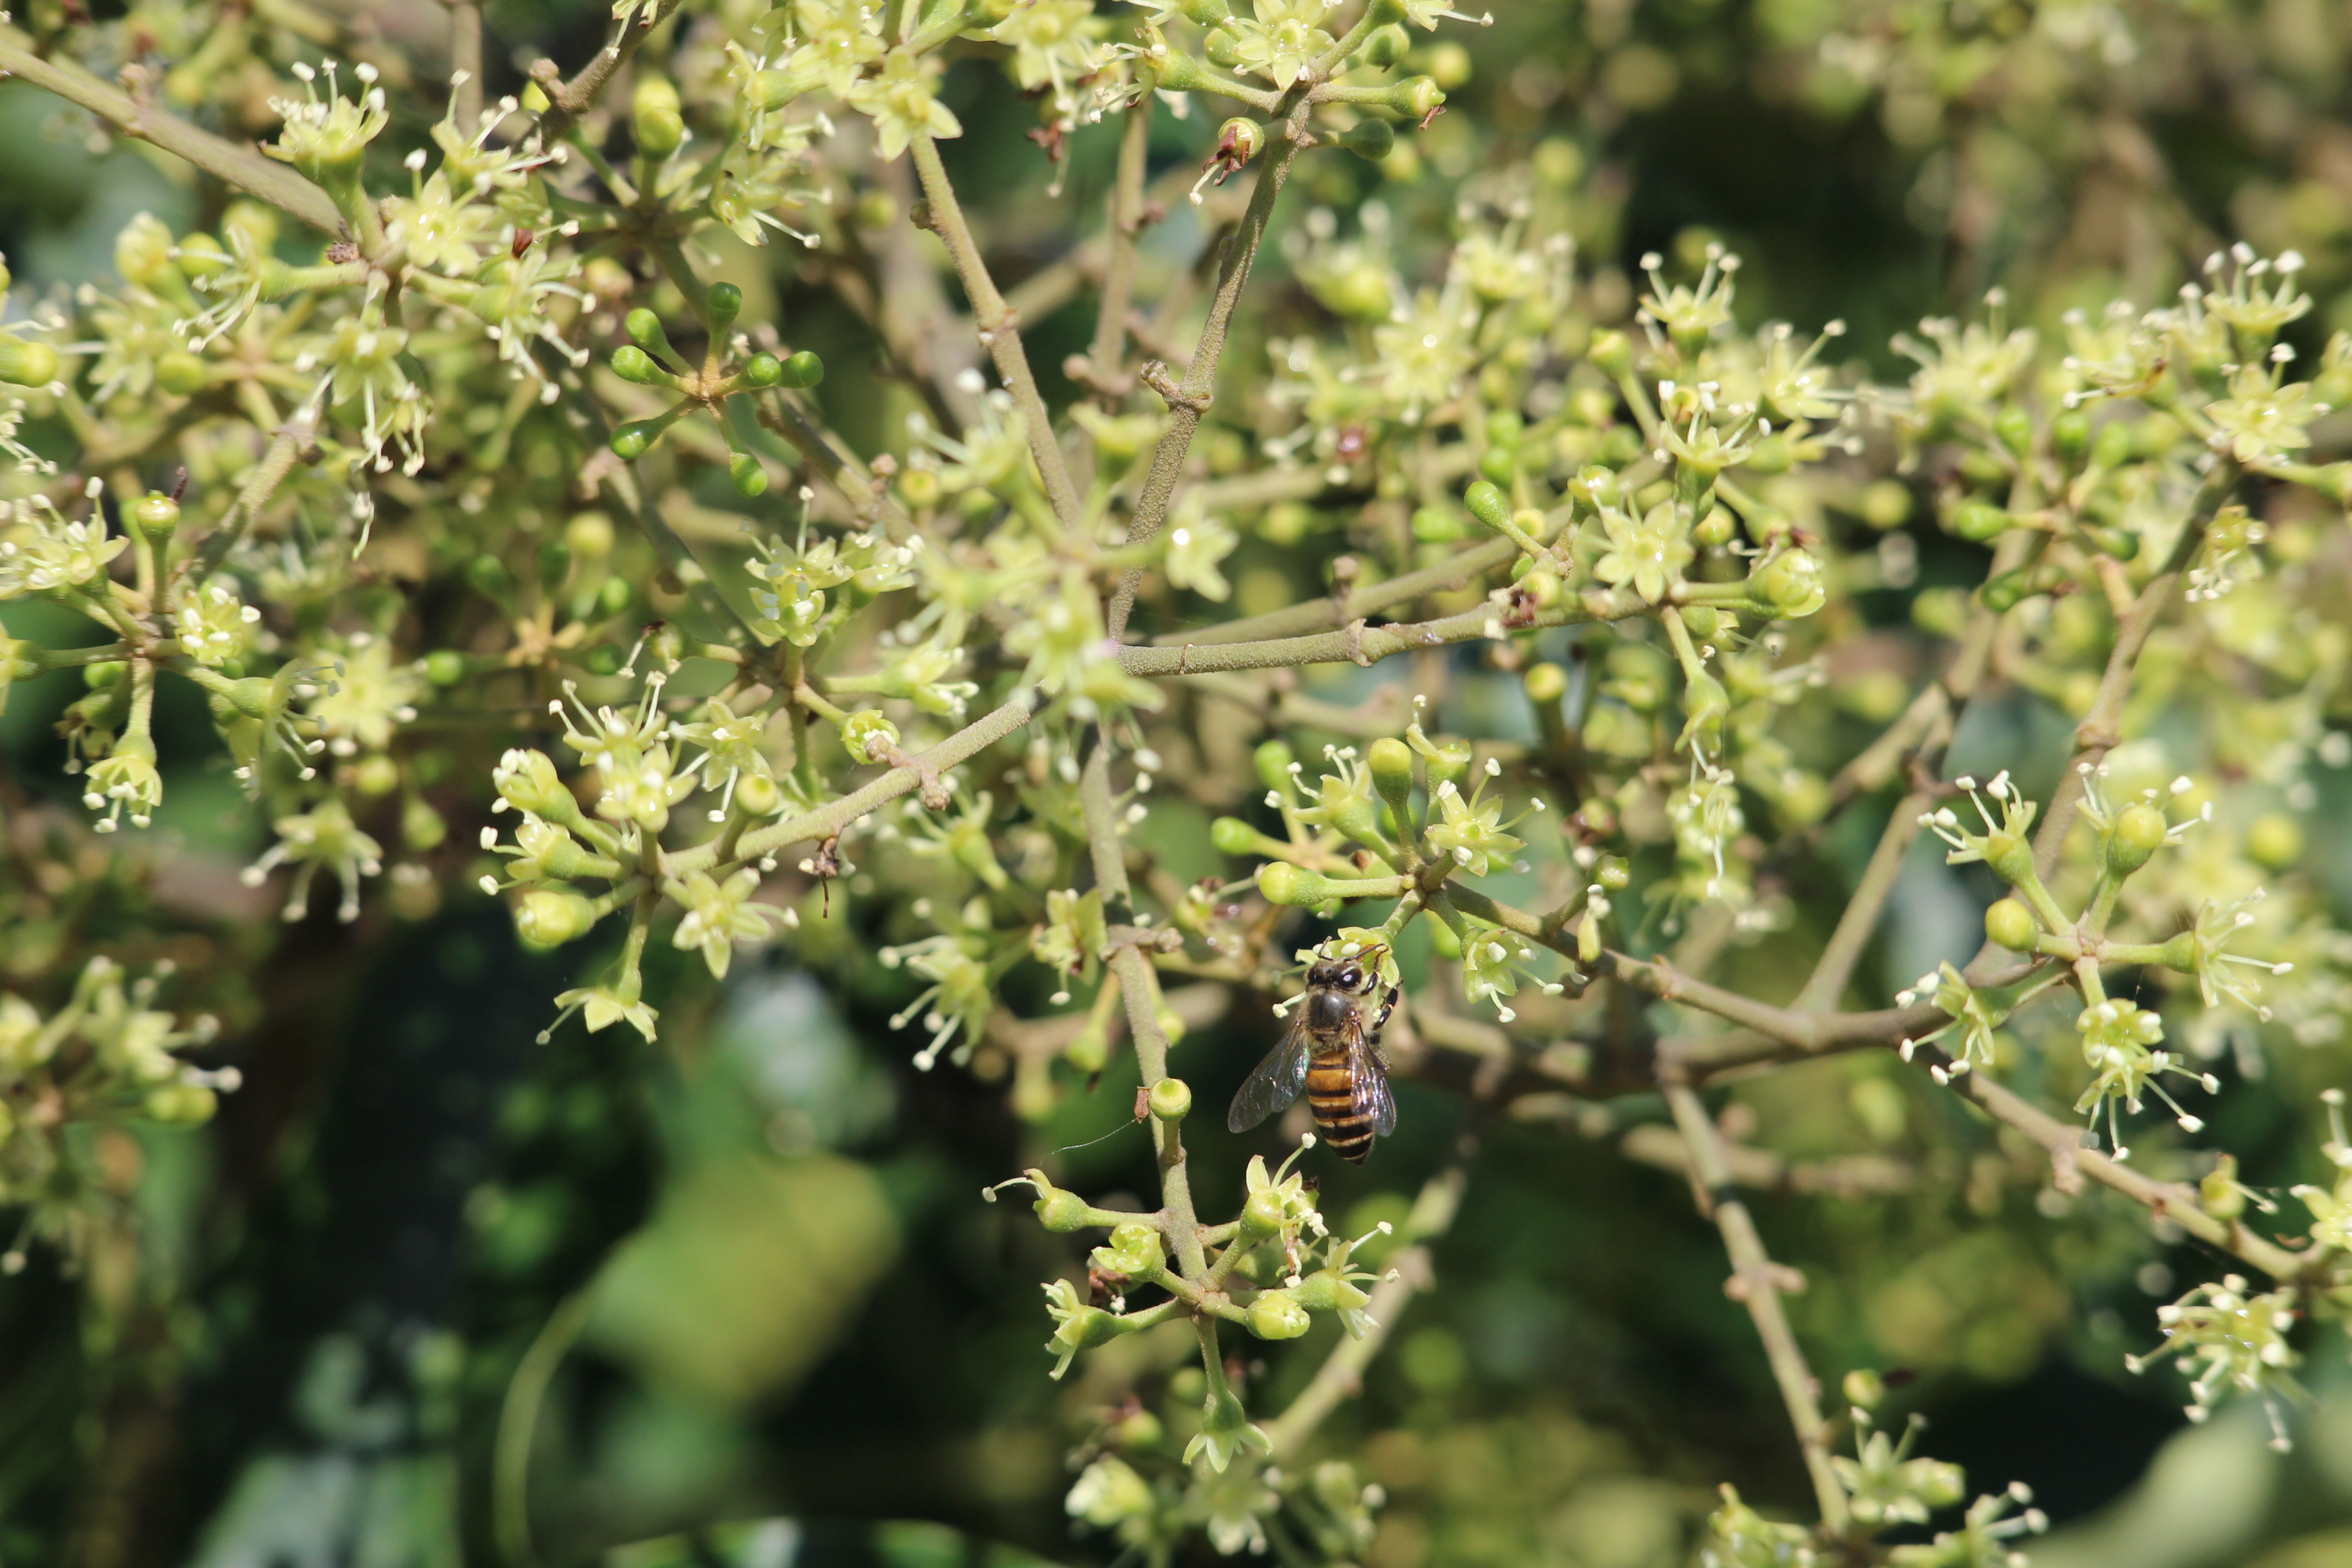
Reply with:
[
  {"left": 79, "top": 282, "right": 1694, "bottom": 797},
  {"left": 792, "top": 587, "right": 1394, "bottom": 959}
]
[{"left": 1310, "top": 945, "right": 1388, "bottom": 994}]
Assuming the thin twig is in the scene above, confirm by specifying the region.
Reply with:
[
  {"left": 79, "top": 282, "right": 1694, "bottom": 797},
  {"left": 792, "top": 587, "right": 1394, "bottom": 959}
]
[
  {"left": 907, "top": 133, "right": 1085, "bottom": 534},
  {"left": 1107, "top": 100, "right": 1312, "bottom": 641},
  {"left": 1662, "top": 1078, "right": 1850, "bottom": 1533},
  {"left": 0, "top": 25, "right": 344, "bottom": 235},
  {"left": 527, "top": 0, "right": 683, "bottom": 144}
]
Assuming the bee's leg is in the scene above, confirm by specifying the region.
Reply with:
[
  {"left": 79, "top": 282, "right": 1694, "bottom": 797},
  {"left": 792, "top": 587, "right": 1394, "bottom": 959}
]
[{"left": 1370, "top": 986, "right": 1397, "bottom": 1039}]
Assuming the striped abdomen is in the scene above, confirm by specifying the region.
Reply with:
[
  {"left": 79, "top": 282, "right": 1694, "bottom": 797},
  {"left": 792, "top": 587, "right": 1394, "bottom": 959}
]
[{"left": 1306, "top": 1049, "right": 1375, "bottom": 1164}]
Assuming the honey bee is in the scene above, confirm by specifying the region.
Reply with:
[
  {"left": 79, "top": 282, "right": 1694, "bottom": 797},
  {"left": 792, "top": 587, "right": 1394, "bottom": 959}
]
[{"left": 1228, "top": 945, "right": 1398, "bottom": 1163}]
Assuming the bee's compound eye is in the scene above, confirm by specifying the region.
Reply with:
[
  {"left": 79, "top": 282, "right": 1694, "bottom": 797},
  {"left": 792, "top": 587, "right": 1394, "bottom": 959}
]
[{"left": 1336, "top": 964, "right": 1360, "bottom": 990}]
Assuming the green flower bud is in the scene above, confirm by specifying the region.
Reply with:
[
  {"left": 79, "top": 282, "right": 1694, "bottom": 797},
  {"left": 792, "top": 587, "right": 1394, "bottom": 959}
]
[
  {"left": 2084, "top": 524, "right": 2140, "bottom": 561},
  {"left": 1254, "top": 739, "right": 1296, "bottom": 793},
  {"left": 1411, "top": 504, "right": 1468, "bottom": 541},
  {"left": 1093, "top": 1221, "right": 1164, "bottom": 1277},
  {"left": 2052, "top": 409, "right": 2092, "bottom": 462},
  {"left": 1463, "top": 479, "right": 1512, "bottom": 534},
  {"left": 610, "top": 344, "right": 663, "bottom": 384},
  {"left": 730, "top": 453, "right": 770, "bottom": 497},
  {"left": 1588, "top": 329, "right": 1632, "bottom": 380},
  {"left": 704, "top": 281, "right": 743, "bottom": 329},
  {"left": 1978, "top": 564, "right": 2041, "bottom": 612},
  {"left": 1993, "top": 404, "right": 2033, "bottom": 458},
  {"left": 1594, "top": 854, "right": 1631, "bottom": 891},
  {"left": 1693, "top": 506, "right": 1736, "bottom": 546},
  {"left": 2091, "top": 419, "right": 2134, "bottom": 471},
  {"left": 466, "top": 554, "right": 513, "bottom": 597},
  {"left": 155, "top": 350, "right": 209, "bottom": 395},
  {"left": 1952, "top": 502, "right": 2010, "bottom": 542},
  {"left": 131, "top": 491, "right": 180, "bottom": 542},
  {"left": 777, "top": 350, "right": 825, "bottom": 389},
  {"left": 2247, "top": 812, "right": 2303, "bottom": 872},
  {"left": 1341, "top": 118, "right": 1394, "bottom": 161},
  {"left": 1203, "top": 27, "right": 1243, "bottom": 66},
  {"left": 624, "top": 308, "right": 673, "bottom": 357},
  {"left": 423, "top": 650, "right": 467, "bottom": 686},
  {"left": 521, "top": 81, "right": 551, "bottom": 112},
  {"left": 536, "top": 540, "right": 572, "bottom": 591},
  {"left": 0, "top": 336, "right": 60, "bottom": 388},
  {"left": 840, "top": 709, "right": 900, "bottom": 764},
  {"left": 1019, "top": 1171, "right": 1093, "bottom": 1231},
  {"left": 1256, "top": 862, "right": 1328, "bottom": 906},
  {"left": 1245, "top": 1288, "right": 1312, "bottom": 1340},
  {"left": 742, "top": 352, "right": 783, "bottom": 387},
  {"left": 597, "top": 576, "right": 634, "bottom": 617},
  {"left": 516, "top": 888, "right": 599, "bottom": 947},
  {"left": 1149, "top": 1078, "right": 1192, "bottom": 1121},
  {"left": 1211, "top": 815, "right": 1260, "bottom": 855},
  {"left": 2106, "top": 802, "right": 2167, "bottom": 875},
  {"left": 1524, "top": 662, "right": 1568, "bottom": 704},
  {"left": 1843, "top": 1369, "right": 1886, "bottom": 1409},
  {"left": 144, "top": 1083, "right": 218, "bottom": 1124},
  {"left": 1387, "top": 74, "right": 1445, "bottom": 120},
  {"left": 1362, "top": 20, "right": 1409, "bottom": 66},
  {"left": 1367, "top": 736, "right": 1415, "bottom": 807},
  {"left": 632, "top": 76, "right": 685, "bottom": 158},
  {"left": 1984, "top": 896, "right": 2038, "bottom": 952},
  {"left": 610, "top": 420, "right": 662, "bottom": 461},
  {"left": 1477, "top": 443, "right": 1517, "bottom": 485}
]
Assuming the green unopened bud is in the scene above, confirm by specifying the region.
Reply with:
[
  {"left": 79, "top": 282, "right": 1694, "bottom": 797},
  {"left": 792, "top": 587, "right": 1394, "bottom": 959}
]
[
  {"left": 1256, "top": 862, "right": 1329, "bottom": 907},
  {"left": 1588, "top": 329, "right": 1631, "bottom": 380},
  {"left": 1463, "top": 479, "right": 1511, "bottom": 533},
  {"left": 734, "top": 772, "right": 782, "bottom": 817},
  {"left": 1210, "top": 816, "right": 1260, "bottom": 855},
  {"left": 1009, "top": 1171, "right": 1090, "bottom": 1230},
  {"left": 611, "top": 344, "right": 664, "bottom": 383},
  {"left": 1952, "top": 501, "right": 2009, "bottom": 542},
  {"left": 423, "top": 650, "right": 467, "bottom": 686},
  {"left": 730, "top": 453, "right": 770, "bottom": 497},
  {"left": 1843, "top": 1369, "right": 1886, "bottom": 1410},
  {"left": 1478, "top": 443, "right": 1518, "bottom": 485},
  {"left": 1411, "top": 504, "right": 1467, "bottom": 541},
  {"left": 0, "top": 336, "right": 59, "bottom": 388},
  {"left": 1367, "top": 736, "right": 1416, "bottom": 815},
  {"left": 131, "top": 491, "right": 180, "bottom": 542},
  {"left": 1362, "top": 20, "right": 1409, "bottom": 66},
  {"left": 155, "top": 350, "right": 209, "bottom": 395},
  {"left": 144, "top": 1083, "right": 218, "bottom": 1124},
  {"left": 704, "top": 281, "right": 743, "bottom": 329},
  {"left": 610, "top": 420, "right": 662, "bottom": 460},
  {"left": 2051, "top": 409, "right": 2091, "bottom": 462},
  {"left": 2091, "top": 419, "right": 2134, "bottom": 471},
  {"left": 632, "top": 76, "right": 685, "bottom": 157},
  {"left": 1245, "top": 1288, "right": 1312, "bottom": 1341},
  {"left": 529, "top": 544, "right": 569, "bottom": 597},
  {"left": 1993, "top": 404, "right": 2033, "bottom": 459},
  {"left": 2106, "top": 802, "right": 2167, "bottom": 875},
  {"left": 743, "top": 351, "right": 783, "bottom": 387},
  {"left": 1524, "top": 662, "right": 1568, "bottom": 704},
  {"left": 2084, "top": 524, "right": 2140, "bottom": 561},
  {"left": 597, "top": 576, "right": 634, "bottom": 616},
  {"left": 1978, "top": 564, "right": 2041, "bottom": 612},
  {"left": 1387, "top": 74, "right": 1445, "bottom": 120},
  {"left": 1149, "top": 1078, "right": 1192, "bottom": 1122},
  {"left": 1981, "top": 830, "right": 2035, "bottom": 888},
  {"left": 1693, "top": 506, "right": 1736, "bottom": 547},
  {"left": 840, "top": 709, "right": 899, "bottom": 764},
  {"left": 516, "top": 888, "right": 599, "bottom": 947},
  {"left": 777, "top": 350, "right": 825, "bottom": 389},
  {"left": 466, "top": 555, "right": 514, "bottom": 598},
  {"left": 1984, "top": 897, "right": 2038, "bottom": 952},
  {"left": 1254, "top": 739, "right": 1296, "bottom": 793},
  {"left": 1203, "top": 27, "right": 1243, "bottom": 66},
  {"left": 1341, "top": 118, "right": 1394, "bottom": 161},
  {"left": 2247, "top": 812, "right": 2303, "bottom": 872}
]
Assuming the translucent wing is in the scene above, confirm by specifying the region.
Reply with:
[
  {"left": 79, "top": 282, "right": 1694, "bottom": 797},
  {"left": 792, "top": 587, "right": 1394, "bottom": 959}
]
[
  {"left": 1348, "top": 1022, "right": 1398, "bottom": 1139},
  {"left": 1228, "top": 1015, "right": 1311, "bottom": 1133}
]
